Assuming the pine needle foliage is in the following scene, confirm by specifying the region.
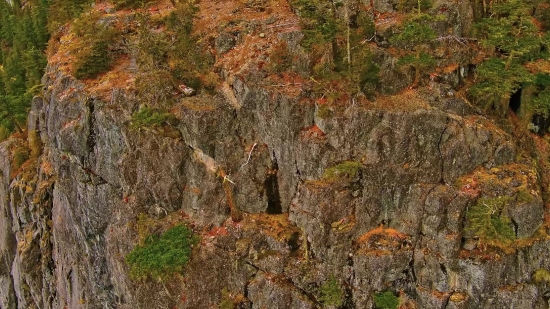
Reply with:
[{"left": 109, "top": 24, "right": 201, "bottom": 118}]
[
  {"left": 0, "top": 0, "right": 50, "bottom": 135},
  {"left": 466, "top": 197, "right": 516, "bottom": 248},
  {"left": 290, "top": 0, "right": 339, "bottom": 50},
  {"left": 469, "top": 0, "right": 550, "bottom": 111},
  {"left": 468, "top": 58, "right": 532, "bottom": 106},
  {"left": 71, "top": 11, "right": 118, "bottom": 80}
]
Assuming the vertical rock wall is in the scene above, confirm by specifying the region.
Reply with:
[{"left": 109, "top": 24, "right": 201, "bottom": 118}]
[{"left": 0, "top": 0, "right": 549, "bottom": 308}]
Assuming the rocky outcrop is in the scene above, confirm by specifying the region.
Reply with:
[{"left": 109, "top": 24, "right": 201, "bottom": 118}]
[{"left": 0, "top": 0, "right": 549, "bottom": 308}]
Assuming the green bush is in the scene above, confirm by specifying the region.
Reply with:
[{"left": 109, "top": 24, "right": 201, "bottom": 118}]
[
  {"left": 133, "top": 2, "right": 212, "bottom": 101},
  {"left": 0, "top": 126, "right": 9, "bottom": 142},
  {"left": 12, "top": 147, "right": 30, "bottom": 170},
  {"left": 290, "top": 0, "right": 339, "bottom": 50},
  {"left": 529, "top": 73, "right": 550, "bottom": 117},
  {"left": 318, "top": 276, "right": 344, "bottom": 307},
  {"left": 373, "top": 291, "right": 399, "bottom": 309},
  {"left": 126, "top": 224, "right": 197, "bottom": 280},
  {"left": 74, "top": 40, "right": 112, "bottom": 80},
  {"left": 130, "top": 107, "right": 176, "bottom": 129},
  {"left": 466, "top": 197, "right": 516, "bottom": 247},
  {"left": 397, "top": 0, "right": 432, "bottom": 13},
  {"left": 71, "top": 11, "right": 118, "bottom": 79},
  {"left": 468, "top": 58, "right": 532, "bottom": 107}
]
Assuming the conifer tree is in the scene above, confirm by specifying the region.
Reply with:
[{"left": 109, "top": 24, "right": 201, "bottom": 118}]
[
  {"left": 470, "top": 0, "right": 550, "bottom": 111},
  {"left": 0, "top": 0, "right": 51, "bottom": 137}
]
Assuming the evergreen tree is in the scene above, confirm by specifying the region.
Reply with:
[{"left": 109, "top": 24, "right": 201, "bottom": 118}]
[
  {"left": 470, "top": 0, "right": 550, "bottom": 112},
  {"left": 0, "top": 0, "right": 51, "bottom": 137},
  {"left": 391, "top": 12, "right": 437, "bottom": 88}
]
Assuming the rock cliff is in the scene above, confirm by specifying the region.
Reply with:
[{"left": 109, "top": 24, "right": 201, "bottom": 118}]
[{"left": 1, "top": 0, "right": 550, "bottom": 308}]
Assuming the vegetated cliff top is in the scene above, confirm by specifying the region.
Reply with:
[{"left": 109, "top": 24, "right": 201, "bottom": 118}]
[
  {"left": 47, "top": 0, "right": 309, "bottom": 101},
  {"left": 42, "top": 0, "right": 550, "bottom": 118}
]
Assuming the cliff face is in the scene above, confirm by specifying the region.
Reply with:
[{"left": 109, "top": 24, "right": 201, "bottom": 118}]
[{"left": 1, "top": 0, "right": 550, "bottom": 308}]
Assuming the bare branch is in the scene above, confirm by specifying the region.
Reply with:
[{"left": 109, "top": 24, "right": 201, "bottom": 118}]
[{"left": 435, "top": 35, "right": 475, "bottom": 46}]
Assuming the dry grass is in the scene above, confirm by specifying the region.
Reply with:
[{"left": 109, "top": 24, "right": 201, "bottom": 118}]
[
  {"left": 368, "top": 88, "right": 431, "bottom": 111},
  {"left": 355, "top": 225, "right": 410, "bottom": 255}
]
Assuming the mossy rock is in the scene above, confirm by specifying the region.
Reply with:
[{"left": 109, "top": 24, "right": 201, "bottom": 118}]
[{"left": 322, "top": 161, "right": 363, "bottom": 182}]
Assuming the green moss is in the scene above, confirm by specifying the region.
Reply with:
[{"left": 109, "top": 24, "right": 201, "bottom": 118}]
[
  {"left": 466, "top": 196, "right": 516, "bottom": 247},
  {"left": 126, "top": 224, "right": 197, "bottom": 280},
  {"left": 318, "top": 276, "right": 344, "bottom": 307},
  {"left": 316, "top": 104, "right": 333, "bottom": 119},
  {"left": 516, "top": 188, "right": 534, "bottom": 204},
  {"left": 323, "top": 161, "right": 362, "bottom": 181},
  {"left": 373, "top": 291, "right": 399, "bottom": 309},
  {"left": 533, "top": 269, "right": 550, "bottom": 284},
  {"left": 130, "top": 107, "right": 176, "bottom": 129},
  {"left": 219, "top": 288, "right": 235, "bottom": 309}
]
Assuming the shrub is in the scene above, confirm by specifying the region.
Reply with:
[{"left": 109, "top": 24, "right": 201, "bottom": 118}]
[
  {"left": 73, "top": 40, "right": 112, "bottom": 79},
  {"left": 397, "top": 0, "right": 432, "bottom": 13},
  {"left": 468, "top": 58, "right": 532, "bottom": 107},
  {"left": 466, "top": 197, "right": 516, "bottom": 248},
  {"left": 290, "top": 0, "right": 338, "bottom": 50},
  {"left": 126, "top": 224, "right": 197, "bottom": 280},
  {"left": 112, "top": 0, "right": 154, "bottom": 9},
  {"left": 71, "top": 11, "right": 118, "bottom": 79},
  {"left": 529, "top": 74, "right": 550, "bottom": 117},
  {"left": 12, "top": 146, "right": 30, "bottom": 171},
  {"left": 130, "top": 107, "right": 176, "bottom": 129},
  {"left": 132, "top": 2, "right": 213, "bottom": 101},
  {"left": 318, "top": 276, "right": 344, "bottom": 307},
  {"left": 0, "top": 126, "right": 10, "bottom": 142},
  {"left": 390, "top": 14, "right": 437, "bottom": 87},
  {"left": 373, "top": 291, "right": 399, "bottom": 309},
  {"left": 165, "top": 1, "right": 212, "bottom": 89}
]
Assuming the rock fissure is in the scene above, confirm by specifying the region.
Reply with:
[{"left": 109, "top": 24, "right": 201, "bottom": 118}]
[
  {"left": 437, "top": 118, "right": 451, "bottom": 185},
  {"left": 265, "top": 152, "right": 282, "bottom": 214}
]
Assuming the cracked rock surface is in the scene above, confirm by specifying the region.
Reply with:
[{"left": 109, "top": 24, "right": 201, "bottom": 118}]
[{"left": 1, "top": 1, "right": 550, "bottom": 308}]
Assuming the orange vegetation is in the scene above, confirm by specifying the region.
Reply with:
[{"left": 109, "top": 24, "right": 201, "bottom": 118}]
[
  {"left": 356, "top": 225, "right": 411, "bottom": 255},
  {"left": 238, "top": 213, "right": 301, "bottom": 243},
  {"left": 369, "top": 88, "right": 430, "bottom": 111},
  {"left": 300, "top": 124, "right": 326, "bottom": 142}
]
